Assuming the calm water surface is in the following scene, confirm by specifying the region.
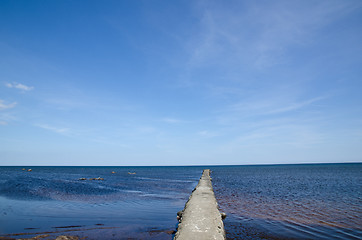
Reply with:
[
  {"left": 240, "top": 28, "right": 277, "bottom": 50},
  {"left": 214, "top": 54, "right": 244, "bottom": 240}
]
[
  {"left": 0, "top": 166, "right": 203, "bottom": 239},
  {"left": 212, "top": 164, "right": 362, "bottom": 240},
  {"left": 0, "top": 164, "right": 361, "bottom": 239}
]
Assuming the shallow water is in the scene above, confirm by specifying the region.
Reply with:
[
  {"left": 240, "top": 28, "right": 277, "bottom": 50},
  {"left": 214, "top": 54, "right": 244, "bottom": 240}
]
[
  {"left": 212, "top": 164, "right": 362, "bottom": 240},
  {"left": 0, "top": 166, "right": 203, "bottom": 239},
  {"left": 0, "top": 164, "right": 361, "bottom": 239}
]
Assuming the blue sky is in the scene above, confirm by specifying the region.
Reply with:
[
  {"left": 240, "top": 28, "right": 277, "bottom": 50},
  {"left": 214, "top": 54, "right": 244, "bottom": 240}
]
[{"left": 1, "top": 0, "right": 361, "bottom": 166}]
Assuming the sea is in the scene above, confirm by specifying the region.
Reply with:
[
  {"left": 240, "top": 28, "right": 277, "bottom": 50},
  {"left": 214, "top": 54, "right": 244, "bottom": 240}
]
[{"left": 0, "top": 164, "right": 361, "bottom": 240}]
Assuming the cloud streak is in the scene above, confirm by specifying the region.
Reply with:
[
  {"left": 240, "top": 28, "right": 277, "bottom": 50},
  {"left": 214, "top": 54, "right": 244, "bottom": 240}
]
[
  {"left": 5, "top": 82, "right": 34, "bottom": 91},
  {"left": 0, "top": 100, "right": 17, "bottom": 110},
  {"left": 187, "top": 0, "right": 362, "bottom": 70},
  {"left": 161, "top": 118, "right": 186, "bottom": 124},
  {"left": 226, "top": 95, "right": 327, "bottom": 119},
  {"left": 36, "top": 124, "right": 70, "bottom": 135}
]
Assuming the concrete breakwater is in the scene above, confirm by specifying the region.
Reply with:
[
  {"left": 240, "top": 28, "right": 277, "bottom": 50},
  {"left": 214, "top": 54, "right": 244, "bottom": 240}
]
[{"left": 174, "top": 169, "right": 226, "bottom": 240}]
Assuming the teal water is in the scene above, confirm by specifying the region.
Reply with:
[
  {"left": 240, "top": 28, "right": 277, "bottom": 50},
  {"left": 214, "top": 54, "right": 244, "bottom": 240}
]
[{"left": 0, "top": 164, "right": 361, "bottom": 239}]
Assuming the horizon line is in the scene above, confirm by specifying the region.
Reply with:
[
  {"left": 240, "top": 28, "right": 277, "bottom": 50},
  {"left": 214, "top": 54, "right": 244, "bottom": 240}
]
[{"left": 1, "top": 161, "right": 361, "bottom": 167}]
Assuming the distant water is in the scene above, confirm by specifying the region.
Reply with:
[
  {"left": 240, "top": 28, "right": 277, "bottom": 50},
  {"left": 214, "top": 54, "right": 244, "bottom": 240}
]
[{"left": 0, "top": 164, "right": 361, "bottom": 239}]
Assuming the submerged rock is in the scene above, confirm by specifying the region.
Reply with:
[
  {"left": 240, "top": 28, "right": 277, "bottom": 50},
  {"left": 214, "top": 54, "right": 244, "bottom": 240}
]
[
  {"left": 16, "top": 234, "right": 50, "bottom": 240},
  {"left": 55, "top": 236, "right": 79, "bottom": 240},
  {"left": 89, "top": 177, "right": 104, "bottom": 181},
  {"left": 0, "top": 236, "right": 16, "bottom": 240}
]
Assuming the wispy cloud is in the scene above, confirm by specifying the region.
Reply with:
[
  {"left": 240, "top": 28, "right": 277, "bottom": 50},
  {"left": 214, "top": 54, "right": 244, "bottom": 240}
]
[
  {"left": 36, "top": 124, "right": 70, "bottom": 135},
  {"left": 161, "top": 118, "right": 185, "bottom": 124},
  {"left": 0, "top": 100, "right": 17, "bottom": 110},
  {"left": 266, "top": 97, "right": 326, "bottom": 115},
  {"left": 197, "top": 130, "right": 219, "bottom": 138},
  {"left": 187, "top": 0, "right": 361, "bottom": 69},
  {"left": 216, "top": 123, "right": 326, "bottom": 159},
  {"left": 226, "top": 94, "right": 327, "bottom": 120},
  {"left": 229, "top": 95, "right": 326, "bottom": 117},
  {"left": 0, "top": 111, "right": 17, "bottom": 126},
  {"left": 5, "top": 82, "right": 34, "bottom": 91}
]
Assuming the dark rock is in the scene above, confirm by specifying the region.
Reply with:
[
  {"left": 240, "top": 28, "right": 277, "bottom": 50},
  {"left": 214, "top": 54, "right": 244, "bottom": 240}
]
[
  {"left": 177, "top": 210, "right": 183, "bottom": 222},
  {"left": 32, "top": 234, "right": 50, "bottom": 239},
  {"left": 53, "top": 225, "right": 83, "bottom": 229}
]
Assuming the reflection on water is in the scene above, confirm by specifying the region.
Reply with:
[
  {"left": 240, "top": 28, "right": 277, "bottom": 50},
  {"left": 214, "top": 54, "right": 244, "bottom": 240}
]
[{"left": 212, "top": 164, "right": 362, "bottom": 240}]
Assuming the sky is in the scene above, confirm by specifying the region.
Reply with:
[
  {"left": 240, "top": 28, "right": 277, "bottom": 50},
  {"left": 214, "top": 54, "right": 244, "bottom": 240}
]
[{"left": 1, "top": 0, "right": 361, "bottom": 166}]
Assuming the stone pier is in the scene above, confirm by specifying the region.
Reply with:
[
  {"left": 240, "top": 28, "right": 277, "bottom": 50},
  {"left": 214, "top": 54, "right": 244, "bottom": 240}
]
[{"left": 174, "top": 169, "right": 226, "bottom": 240}]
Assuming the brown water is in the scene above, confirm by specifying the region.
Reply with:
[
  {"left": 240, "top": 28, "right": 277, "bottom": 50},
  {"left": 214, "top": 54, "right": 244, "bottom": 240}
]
[{"left": 212, "top": 164, "right": 362, "bottom": 239}]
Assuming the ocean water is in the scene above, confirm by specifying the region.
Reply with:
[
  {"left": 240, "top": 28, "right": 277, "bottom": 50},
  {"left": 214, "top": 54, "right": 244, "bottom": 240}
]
[
  {"left": 0, "top": 166, "right": 204, "bottom": 239},
  {"left": 212, "top": 164, "right": 362, "bottom": 240},
  {"left": 0, "top": 164, "right": 361, "bottom": 239}
]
